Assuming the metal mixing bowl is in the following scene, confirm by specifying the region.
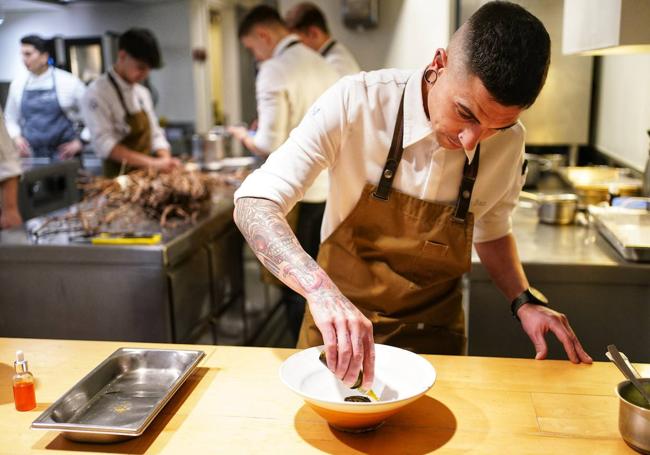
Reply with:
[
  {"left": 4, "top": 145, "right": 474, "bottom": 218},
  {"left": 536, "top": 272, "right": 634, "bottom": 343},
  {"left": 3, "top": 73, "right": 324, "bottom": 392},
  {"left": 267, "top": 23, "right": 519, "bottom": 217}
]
[{"left": 616, "top": 378, "right": 650, "bottom": 454}]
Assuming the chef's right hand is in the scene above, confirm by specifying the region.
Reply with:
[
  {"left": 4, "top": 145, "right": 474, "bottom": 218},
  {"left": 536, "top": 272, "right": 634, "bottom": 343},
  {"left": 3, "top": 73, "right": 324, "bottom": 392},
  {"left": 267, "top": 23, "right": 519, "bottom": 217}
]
[
  {"left": 14, "top": 136, "right": 31, "bottom": 157},
  {"left": 307, "top": 289, "right": 375, "bottom": 390},
  {"left": 151, "top": 156, "right": 181, "bottom": 173}
]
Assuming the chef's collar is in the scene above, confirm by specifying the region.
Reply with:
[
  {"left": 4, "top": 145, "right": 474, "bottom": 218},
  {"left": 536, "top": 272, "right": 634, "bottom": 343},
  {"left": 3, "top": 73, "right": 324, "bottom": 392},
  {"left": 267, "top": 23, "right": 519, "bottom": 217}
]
[
  {"left": 108, "top": 67, "right": 133, "bottom": 89},
  {"left": 273, "top": 34, "right": 301, "bottom": 58},
  {"left": 318, "top": 38, "right": 335, "bottom": 54},
  {"left": 403, "top": 67, "right": 476, "bottom": 164}
]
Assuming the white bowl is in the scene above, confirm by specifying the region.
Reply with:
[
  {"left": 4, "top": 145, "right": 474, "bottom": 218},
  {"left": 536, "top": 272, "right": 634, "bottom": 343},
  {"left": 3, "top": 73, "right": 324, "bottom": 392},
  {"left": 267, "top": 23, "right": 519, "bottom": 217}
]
[{"left": 280, "top": 344, "right": 436, "bottom": 432}]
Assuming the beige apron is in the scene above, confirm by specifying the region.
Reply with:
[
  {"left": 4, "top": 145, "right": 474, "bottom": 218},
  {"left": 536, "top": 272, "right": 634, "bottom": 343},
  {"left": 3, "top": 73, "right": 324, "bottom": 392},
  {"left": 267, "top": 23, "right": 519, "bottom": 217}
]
[
  {"left": 103, "top": 73, "right": 152, "bottom": 178},
  {"left": 297, "top": 91, "right": 481, "bottom": 354}
]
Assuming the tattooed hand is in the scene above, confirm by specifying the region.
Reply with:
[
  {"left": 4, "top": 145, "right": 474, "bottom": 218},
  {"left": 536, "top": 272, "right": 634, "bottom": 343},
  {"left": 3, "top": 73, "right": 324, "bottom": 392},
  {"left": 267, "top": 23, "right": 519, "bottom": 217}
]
[{"left": 234, "top": 197, "right": 375, "bottom": 389}]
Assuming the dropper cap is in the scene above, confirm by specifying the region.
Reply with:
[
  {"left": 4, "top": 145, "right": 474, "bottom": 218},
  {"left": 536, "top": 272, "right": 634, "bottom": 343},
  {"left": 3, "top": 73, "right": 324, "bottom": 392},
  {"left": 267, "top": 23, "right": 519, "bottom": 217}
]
[{"left": 14, "top": 350, "right": 28, "bottom": 374}]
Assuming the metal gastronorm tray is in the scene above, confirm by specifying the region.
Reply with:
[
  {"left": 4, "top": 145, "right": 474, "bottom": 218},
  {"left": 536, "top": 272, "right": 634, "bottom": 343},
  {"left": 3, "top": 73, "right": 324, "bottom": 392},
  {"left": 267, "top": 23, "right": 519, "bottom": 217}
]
[
  {"left": 31, "top": 348, "right": 205, "bottom": 442},
  {"left": 590, "top": 206, "right": 650, "bottom": 262}
]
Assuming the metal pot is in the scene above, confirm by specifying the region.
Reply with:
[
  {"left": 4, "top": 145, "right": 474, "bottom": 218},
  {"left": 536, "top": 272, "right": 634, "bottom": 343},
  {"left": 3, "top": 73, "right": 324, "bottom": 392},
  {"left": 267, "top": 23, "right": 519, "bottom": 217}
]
[
  {"left": 520, "top": 191, "right": 578, "bottom": 225},
  {"left": 191, "top": 126, "right": 232, "bottom": 164},
  {"left": 616, "top": 378, "right": 650, "bottom": 454}
]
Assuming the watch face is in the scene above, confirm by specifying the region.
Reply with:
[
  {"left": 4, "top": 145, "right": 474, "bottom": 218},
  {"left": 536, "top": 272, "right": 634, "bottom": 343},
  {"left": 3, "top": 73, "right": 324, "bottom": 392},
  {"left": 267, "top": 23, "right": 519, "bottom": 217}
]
[{"left": 529, "top": 287, "right": 549, "bottom": 305}]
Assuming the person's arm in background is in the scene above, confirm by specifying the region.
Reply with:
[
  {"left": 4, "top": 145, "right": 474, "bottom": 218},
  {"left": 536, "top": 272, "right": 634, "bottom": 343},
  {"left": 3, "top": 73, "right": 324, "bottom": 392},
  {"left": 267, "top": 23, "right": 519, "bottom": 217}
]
[
  {"left": 0, "top": 107, "right": 23, "bottom": 229},
  {"left": 229, "top": 63, "right": 289, "bottom": 158},
  {"left": 58, "top": 72, "right": 87, "bottom": 160},
  {"left": 0, "top": 177, "right": 21, "bottom": 229},
  {"left": 4, "top": 78, "right": 30, "bottom": 157}
]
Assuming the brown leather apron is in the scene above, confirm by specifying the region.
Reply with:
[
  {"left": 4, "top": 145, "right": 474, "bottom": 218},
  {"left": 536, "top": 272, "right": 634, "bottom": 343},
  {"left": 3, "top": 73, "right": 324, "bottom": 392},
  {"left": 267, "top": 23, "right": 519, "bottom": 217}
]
[
  {"left": 297, "top": 90, "right": 481, "bottom": 354},
  {"left": 103, "top": 73, "right": 152, "bottom": 178}
]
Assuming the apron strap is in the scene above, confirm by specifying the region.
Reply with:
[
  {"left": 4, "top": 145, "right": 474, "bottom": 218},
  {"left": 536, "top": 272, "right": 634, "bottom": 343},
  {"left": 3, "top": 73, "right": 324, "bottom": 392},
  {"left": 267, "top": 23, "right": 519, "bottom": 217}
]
[
  {"left": 373, "top": 92, "right": 405, "bottom": 201},
  {"left": 107, "top": 72, "right": 131, "bottom": 119},
  {"left": 320, "top": 40, "right": 337, "bottom": 57},
  {"left": 452, "top": 144, "right": 481, "bottom": 223}
]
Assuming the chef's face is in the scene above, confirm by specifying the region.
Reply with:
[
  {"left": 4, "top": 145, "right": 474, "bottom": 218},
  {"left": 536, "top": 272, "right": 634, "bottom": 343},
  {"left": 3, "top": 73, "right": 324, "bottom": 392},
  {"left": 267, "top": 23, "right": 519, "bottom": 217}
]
[
  {"left": 21, "top": 44, "right": 49, "bottom": 73},
  {"left": 426, "top": 49, "right": 522, "bottom": 152},
  {"left": 240, "top": 27, "right": 275, "bottom": 62},
  {"left": 116, "top": 50, "right": 151, "bottom": 84}
]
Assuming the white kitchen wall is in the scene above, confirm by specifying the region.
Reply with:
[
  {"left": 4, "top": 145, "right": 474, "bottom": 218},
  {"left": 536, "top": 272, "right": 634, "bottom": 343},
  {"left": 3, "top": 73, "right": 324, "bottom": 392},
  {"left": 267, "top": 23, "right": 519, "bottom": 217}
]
[
  {"left": 277, "top": 0, "right": 454, "bottom": 71},
  {"left": 594, "top": 54, "right": 650, "bottom": 171},
  {"left": 0, "top": 0, "right": 195, "bottom": 123}
]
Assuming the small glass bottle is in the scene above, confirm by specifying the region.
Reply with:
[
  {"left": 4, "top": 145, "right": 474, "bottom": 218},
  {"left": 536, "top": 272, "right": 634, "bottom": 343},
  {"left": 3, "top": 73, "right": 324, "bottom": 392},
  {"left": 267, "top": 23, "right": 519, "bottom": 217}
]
[{"left": 13, "top": 350, "right": 36, "bottom": 412}]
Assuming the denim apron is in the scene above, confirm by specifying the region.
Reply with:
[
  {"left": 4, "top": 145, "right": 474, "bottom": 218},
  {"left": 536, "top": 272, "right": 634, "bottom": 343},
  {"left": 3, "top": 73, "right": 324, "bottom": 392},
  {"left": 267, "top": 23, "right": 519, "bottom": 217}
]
[
  {"left": 297, "top": 90, "right": 481, "bottom": 354},
  {"left": 20, "top": 69, "right": 76, "bottom": 159}
]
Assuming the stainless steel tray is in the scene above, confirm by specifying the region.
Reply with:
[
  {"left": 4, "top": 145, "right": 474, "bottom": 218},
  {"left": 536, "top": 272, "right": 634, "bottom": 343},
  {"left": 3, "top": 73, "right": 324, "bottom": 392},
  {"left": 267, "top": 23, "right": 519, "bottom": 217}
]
[
  {"left": 31, "top": 348, "right": 205, "bottom": 443},
  {"left": 589, "top": 206, "right": 650, "bottom": 262}
]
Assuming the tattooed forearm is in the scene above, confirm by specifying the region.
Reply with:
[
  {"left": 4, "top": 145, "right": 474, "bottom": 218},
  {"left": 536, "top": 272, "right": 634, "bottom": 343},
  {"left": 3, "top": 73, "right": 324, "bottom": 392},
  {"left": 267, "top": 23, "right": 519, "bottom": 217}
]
[{"left": 234, "top": 197, "right": 338, "bottom": 298}]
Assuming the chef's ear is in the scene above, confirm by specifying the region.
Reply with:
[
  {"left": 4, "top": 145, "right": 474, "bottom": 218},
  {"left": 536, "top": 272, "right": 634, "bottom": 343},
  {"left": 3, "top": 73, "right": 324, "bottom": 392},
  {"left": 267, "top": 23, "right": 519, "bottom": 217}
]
[{"left": 432, "top": 48, "right": 448, "bottom": 70}]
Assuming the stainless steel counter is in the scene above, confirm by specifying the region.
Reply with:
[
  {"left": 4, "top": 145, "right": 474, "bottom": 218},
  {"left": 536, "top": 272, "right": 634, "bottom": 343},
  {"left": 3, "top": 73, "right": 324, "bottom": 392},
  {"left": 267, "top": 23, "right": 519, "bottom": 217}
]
[{"left": 0, "top": 193, "right": 244, "bottom": 344}]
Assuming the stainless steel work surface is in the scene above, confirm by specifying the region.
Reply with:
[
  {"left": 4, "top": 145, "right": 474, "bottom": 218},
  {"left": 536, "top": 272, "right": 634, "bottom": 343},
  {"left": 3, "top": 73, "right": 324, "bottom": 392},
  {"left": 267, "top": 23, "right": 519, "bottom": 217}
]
[{"left": 31, "top": 348, "right": 205, "bottom": 442}]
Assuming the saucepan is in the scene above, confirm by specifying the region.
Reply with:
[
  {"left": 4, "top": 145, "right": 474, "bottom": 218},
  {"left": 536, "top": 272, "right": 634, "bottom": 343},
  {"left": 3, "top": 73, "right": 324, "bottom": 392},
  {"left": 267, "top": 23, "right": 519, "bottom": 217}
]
[{"left": 519, "top": 191, "right": 579, "bottom": 225}]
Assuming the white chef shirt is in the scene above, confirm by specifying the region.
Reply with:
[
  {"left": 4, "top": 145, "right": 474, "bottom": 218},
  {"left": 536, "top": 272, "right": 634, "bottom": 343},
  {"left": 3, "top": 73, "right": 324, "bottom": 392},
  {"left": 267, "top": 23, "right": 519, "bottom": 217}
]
[
  {"left": 81, "top": 68, "right": 169, "bottom": 160},
  {"left": 4, "top": 66, "right": 86, "bottom": 139},
  {"left": 319, "top": 39, "right": 361, "bottom": 77},
  {"left": 253, "top": 34, "right": 339, "bottom": 202},
  {"left": 235, "top": 68, "right": 527, "bottom": 244},
  {"left": 0, "top": 107, "right": 22, "bottom": 183}
]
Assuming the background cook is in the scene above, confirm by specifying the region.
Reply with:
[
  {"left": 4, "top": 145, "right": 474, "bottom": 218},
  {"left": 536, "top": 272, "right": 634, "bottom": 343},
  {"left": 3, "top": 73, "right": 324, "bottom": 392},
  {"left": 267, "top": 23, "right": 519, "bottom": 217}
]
[
  {"left": 4, "top": 34, "right": 86, "bottom": 161},
  {"left": 81, "top": 28, "right": 179, "bottom": 177}
]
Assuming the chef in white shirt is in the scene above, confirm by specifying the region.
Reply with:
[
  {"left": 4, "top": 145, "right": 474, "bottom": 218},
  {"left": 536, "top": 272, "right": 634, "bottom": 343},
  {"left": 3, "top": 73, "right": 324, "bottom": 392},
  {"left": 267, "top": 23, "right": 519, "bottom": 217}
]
[
  {"left": 5, "top": 35, "right": 85, "bottom": 160},
  {"left": 0, "top": 107, "right": 22, "bottom": 229},
  {"left": 234, "top": 1, "right": 591, "bottom": 389},
  {"left": 228, "top": 4, "right": 339, "bottom": 338},
  {"left": 284, "top": 2, "right": 361, "bottom": 78},
  {"left": 81, "top": 28, "right": 179, "bottom": 177}
]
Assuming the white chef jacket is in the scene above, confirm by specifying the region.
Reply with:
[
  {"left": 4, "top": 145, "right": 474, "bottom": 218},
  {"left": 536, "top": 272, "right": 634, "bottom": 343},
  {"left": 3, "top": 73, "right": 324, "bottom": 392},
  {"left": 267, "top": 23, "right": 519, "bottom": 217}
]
[
  {"left": 253, "top": 34, "right": 339, "bottom": 202},
  {"left": 4, "top": 67, "right": 86, "bottom": 139},
  {"left": 235, "top": 68, "right": 527, "bottom": 244},
  {"left": 319, "top": 39, "right": 361, "bottom": 77},
  {"left": 81, "top": 68, "right": 169, "bottom": 160},
  {"left": 0, "top": 107, "right": 22, "bottom": 183}
]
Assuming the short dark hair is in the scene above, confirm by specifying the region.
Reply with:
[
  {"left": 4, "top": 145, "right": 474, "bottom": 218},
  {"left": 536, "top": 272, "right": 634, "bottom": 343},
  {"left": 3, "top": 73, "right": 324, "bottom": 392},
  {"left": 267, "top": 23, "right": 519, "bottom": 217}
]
[
  {"left": 285, "top": 2, "right": 329, "bottom": 34},
  {"left": 238, "top": 5, "right": 286, "bottom": 38},
  {"left": 20, "top": 35, "right": 49, "bottom": 54},
  {"left": 463, "top": 1, "right": 550, "bottom": 108},
  {"left": 118, "top": 28, "right": 162, "bottom": 69}
]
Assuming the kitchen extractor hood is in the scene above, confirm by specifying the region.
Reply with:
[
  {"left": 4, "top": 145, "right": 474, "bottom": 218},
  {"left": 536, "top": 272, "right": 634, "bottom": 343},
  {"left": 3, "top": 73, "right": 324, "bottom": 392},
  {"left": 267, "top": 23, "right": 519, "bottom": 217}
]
[{"left": 563, "top": 0, "right": 650, "bottom": 55}]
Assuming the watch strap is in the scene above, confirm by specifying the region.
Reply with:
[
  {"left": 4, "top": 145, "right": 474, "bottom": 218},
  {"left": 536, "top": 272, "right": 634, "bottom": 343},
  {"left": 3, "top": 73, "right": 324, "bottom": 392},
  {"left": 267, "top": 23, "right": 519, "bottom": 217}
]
[{"left": 510, "top": 288, "right": 549, "bottom": 322}]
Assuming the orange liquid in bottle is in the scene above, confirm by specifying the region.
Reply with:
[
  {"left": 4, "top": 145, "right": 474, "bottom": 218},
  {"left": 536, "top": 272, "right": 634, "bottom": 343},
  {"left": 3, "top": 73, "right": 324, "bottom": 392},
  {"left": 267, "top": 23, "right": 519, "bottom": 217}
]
[{"left": 13, "top": 381, "right": 36, "bottom": 411}]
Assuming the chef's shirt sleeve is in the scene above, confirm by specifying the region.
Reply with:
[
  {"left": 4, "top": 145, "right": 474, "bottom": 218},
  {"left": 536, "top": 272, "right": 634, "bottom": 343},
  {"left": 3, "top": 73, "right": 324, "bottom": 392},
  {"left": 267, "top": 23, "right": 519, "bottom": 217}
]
[
  {"left": 0, "top": 108, "right": 22, "bottom": 182},
  {"left": 252, "top": 63, "right": 289, "bottom": 154},
  {"left": 235, "top": 78, "right": 348, "bottom": 215},
  {"left": 81, "top": 86, "right": 120, "bottom": 160},
  {"left": 472, "top": 136, "right": 526, "bottom": 243}
]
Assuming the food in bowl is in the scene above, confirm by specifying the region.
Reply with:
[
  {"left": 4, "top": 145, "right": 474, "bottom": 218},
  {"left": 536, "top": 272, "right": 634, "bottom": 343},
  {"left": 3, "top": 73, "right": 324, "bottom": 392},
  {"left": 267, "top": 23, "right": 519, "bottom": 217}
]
[{"left": 280, "top": 344, "right": 436, "bottom": 432}]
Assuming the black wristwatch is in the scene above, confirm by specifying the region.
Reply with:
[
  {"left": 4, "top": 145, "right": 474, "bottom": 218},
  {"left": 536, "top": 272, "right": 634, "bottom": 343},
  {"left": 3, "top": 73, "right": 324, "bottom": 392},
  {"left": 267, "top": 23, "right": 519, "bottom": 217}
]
[{"left": 510, "top": 287, "right": 549, "bottom": 321}]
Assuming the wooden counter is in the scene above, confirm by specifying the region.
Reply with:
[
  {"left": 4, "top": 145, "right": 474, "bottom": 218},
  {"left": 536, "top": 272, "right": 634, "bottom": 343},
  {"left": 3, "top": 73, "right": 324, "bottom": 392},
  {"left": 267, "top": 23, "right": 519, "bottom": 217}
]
[{"left": 1, "top": 338, "right": 647, "bottom": 454}]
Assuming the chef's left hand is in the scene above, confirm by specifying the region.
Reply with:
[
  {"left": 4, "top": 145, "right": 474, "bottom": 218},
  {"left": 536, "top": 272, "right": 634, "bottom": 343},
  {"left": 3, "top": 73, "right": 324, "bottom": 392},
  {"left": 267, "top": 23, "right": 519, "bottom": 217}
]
[
  {"left": 517, "top": 303, "right": 592, "bottom": 364},
  {"left": 57, "top": 139, "right": 83, "bottom": 160},
  {"left": 228, "top": 125, "right": 248, "bottom": 143}
]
